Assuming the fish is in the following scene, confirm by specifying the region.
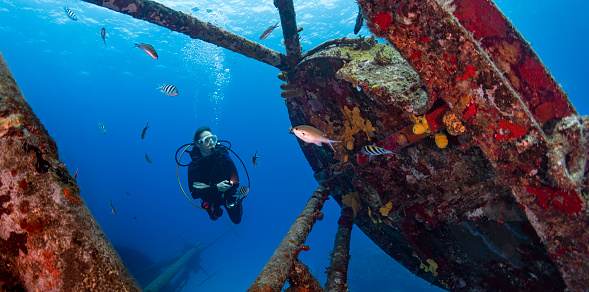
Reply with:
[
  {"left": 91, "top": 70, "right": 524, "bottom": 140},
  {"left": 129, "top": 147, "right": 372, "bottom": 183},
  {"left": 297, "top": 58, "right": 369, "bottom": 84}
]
[
  {"left": 98, "top": 123, "right": 107, "bottom": 134},
  {"left": 125, "top": 192, "right": 131, "bottom": 196},
  {"left": 74, "top": 168, "right": 78, "bottom": 179},
  {"left": 206, "top": 9, "right": 212, "bottom": 13},
  {"left": 145, "top": 153, "right": 152, "bottom": 163},
  {"left": 157, "top": 84, "right": 178, "bottom": 96},
  {"left": 64, "top": 6, "right": 77, "bottom": 21},
  {"left": 110, "top": 200, "right": 116, "bottom": 215},
  {"left": 101, "top": 27, "right": 106, "bottom": 45},
  {"left": 354, "top": 7, "right": 363, "bottom": 34},
  {"left": 260, "top": 21, "right": 280, "bottom": 40},
  {"left": 237, "top": 186, "right": 249, "bottom": 198},
  {"left": 141, "top": 122, "right": 150, "bottom": 139},
  {"left": 252, "top": 151, "right": 259, "bottom": 167},
  {"left": 361, "top": 145, "right": 396, "bottom": 162},
  {"left": 135, "top": 43, "right": 158, "bottom": 59},
  {"left": 191, "top": 6, "right": 199, "bottom": 12},
  {"left": 292, "top": 125, "right": 340, "bottom": 151}
]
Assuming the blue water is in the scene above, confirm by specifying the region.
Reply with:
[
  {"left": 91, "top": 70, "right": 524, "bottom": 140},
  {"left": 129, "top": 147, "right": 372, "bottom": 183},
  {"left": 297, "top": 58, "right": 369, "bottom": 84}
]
[{"left": 0, "top": 0, "right": 586, "bottom": 291}]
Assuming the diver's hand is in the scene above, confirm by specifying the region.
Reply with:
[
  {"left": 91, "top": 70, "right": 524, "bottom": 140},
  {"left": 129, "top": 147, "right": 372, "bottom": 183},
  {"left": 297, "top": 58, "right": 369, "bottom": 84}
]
[
  {"left": 216, "top": 180, "right": 233, "bottom": 192},
  {"left": 193, "top": 182, "right": 209, "bottom": 189}
]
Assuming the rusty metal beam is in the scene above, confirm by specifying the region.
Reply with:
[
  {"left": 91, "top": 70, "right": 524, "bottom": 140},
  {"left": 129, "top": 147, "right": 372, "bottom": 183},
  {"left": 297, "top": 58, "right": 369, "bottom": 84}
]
[
  {"left": 325, "top": 207, "right": 353, "bottom": 292},
  {"left": 274, "top": 0, "right": 302, "bottom": 66},
  {"left": 81, "top": 0, "right": 290, "bottom": 71},
  {"left": 0, "top": 50, "right": 141, "bottom": 291},
  {"left": 285, "top": 259, "right": 325, "bottom": 292},
  {"left": 247, "top": 186, "right": 330, "bottom": 292}
]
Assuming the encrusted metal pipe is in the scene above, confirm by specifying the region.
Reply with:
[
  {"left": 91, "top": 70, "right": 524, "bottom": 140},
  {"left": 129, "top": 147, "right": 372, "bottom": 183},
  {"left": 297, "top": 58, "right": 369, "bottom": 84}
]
[
  {"left": 81, "top": 0, "right": 289, "bottom": 70},
  {"left": 247, "top": 186, "right": 330, "bottom": 292},
  {"left": 325, "top": 206, "right": 353, "bottom": 292}
]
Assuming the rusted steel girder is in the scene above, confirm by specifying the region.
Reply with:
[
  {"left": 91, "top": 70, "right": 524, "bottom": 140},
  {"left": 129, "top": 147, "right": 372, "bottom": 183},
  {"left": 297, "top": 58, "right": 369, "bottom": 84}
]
[
  {"left": 247, "top": 186, "right": 330, "bottom": 292},
  {"left": 0, "top": 51, "right": 141, "bottom": 291},
  {"left": 285, "top": 259, "right": 324, "bottom": 292},
  {"left": 274, "top": 0, "right": 302, "bottom": 64},
  {"left": 325, "top": 206, "right": 353, "bottom": 292},
  {"left": 357, "top": 0, "right": 588, "bottom": 289},
  {"left": 81, "top": 0, "right": 291, "bottom": 71}
]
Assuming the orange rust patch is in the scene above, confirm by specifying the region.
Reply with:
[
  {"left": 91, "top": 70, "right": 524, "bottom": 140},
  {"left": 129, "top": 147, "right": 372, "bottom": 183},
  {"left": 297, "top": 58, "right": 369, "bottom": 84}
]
[
  {"left": 41, "top": 250, "right": 60, "bottom": 291},
  {"left": 62, "top": 188, "right": 80, "bottom": 205}
]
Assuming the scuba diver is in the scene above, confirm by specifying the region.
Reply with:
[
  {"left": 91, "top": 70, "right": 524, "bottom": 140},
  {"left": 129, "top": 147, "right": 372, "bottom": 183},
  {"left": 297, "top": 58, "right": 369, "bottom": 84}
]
[{"left": 185, "top": 126, "right": 247, "bottom": 224}]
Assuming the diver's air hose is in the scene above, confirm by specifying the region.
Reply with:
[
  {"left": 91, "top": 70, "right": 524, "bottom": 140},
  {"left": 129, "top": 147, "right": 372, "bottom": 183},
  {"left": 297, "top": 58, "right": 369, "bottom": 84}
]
[{"left": 176, "top": 144, "right": 205, "bottom": 210}]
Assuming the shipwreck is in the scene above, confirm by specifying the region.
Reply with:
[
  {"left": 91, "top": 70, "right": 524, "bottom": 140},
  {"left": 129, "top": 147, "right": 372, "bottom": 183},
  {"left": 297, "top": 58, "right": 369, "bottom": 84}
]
[{"left": 1, "top": 0, "right": 587, "bottom": 291}]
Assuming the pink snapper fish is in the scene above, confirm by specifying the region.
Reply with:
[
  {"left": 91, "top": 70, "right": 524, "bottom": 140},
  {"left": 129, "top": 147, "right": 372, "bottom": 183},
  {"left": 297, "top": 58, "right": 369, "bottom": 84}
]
[{"left": 292, "top": 125, "right": 339, "bottom": 151}]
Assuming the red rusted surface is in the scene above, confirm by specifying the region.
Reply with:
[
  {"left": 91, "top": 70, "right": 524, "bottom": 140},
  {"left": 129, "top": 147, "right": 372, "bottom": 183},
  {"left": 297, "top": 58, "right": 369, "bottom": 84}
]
[{"left": 282, "top": 0, "right": 587, "bottom": 290}]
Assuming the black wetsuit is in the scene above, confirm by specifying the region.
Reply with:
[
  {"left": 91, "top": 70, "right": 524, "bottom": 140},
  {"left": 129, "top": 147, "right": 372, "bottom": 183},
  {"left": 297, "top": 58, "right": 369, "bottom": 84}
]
[{"left": 187, "top": 146, "right": 242, "bottom": 224}]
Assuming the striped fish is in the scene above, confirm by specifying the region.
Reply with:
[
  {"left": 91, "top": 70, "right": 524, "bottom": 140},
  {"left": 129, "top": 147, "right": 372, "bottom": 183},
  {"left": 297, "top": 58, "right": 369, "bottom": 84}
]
[
  {"left": 237, "top": 186, "right": 249, "bottom": 199},
  {"left": 64, "top": 6, "right": 77, "bottom": 21},
  {"left": 158, "top": 84, "right": 178, "bottom": 96},
  {"left": 361, "top": 145, "right": 396, "bottom": 162}
]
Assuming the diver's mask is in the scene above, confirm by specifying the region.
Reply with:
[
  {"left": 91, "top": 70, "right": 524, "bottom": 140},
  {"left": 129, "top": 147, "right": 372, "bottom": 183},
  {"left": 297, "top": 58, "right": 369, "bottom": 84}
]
[{"left": 196, "top": 135, "right": 218, "bottom": 147}]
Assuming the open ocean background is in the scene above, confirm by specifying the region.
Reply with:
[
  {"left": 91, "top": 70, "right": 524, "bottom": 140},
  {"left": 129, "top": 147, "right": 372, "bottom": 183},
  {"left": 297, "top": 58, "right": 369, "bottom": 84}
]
[{"left": 0, "top": 0, "right": 587, "bottom": 291}]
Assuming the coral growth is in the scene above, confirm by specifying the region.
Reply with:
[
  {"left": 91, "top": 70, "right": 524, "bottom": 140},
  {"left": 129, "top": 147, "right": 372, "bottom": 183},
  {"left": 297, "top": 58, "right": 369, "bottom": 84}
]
[
  {"left": 337, "top": 106, "right": 375, "bottom": 150},
  {"left": 442, "top": 112, "right": 466, "bottom": 136},
  {"left": 342, "top": 192, "right": 361, "bottom": 218},
  {"left": 435, "top": 0, "right": 456, "bottom": 14},
  {"left": 379, "top": 202, "right": 393, "bottom": 216}
]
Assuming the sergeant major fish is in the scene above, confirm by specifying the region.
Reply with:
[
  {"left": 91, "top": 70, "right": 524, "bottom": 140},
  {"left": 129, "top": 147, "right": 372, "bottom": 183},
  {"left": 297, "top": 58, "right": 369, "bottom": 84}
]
[
  {"left": 260, "top": 21, "right": 280, "bottom": 40},
  {"left": 158, "top": 84, "right": 178, "bottom": 96},
  {"left": 292, "top": 125, "right": 339, "bottom": 151},
  {"left": 141, "top": 122, "right": 150, "bottom": 139},
  {"left": 134, "top": 43, "right": 158, "bottom": 59},
  {"left": 361, "top": 144, "right": 396, "bottom": 162},
  {"left": 64, "top": 6, "right": 77, "bottom": 21}
]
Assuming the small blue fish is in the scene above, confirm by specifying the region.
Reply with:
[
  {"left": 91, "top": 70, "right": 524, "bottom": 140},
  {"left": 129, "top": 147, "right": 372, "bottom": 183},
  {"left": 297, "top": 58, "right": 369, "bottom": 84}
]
[
  {"left": 64, "top": 6, "right": 78, "bottom": 21},
  {"left": 98, "top": 123, "right": 107, "bottom": 135},
  {"left": 158, "top": 84, "right": 178, "bottom": 96},
  {"left": 260, "top": 21, "right": 280, "bottom": 40},
  {"left": 206, "top": 9, "right": 212, "bottom": 13},
  {"left": 252, "top": 151, "right": 259, "bottom": 167},
  {"left": 191, "top": 7, "right": 199, "bottom": 12},
  {"left": 141, "top": 122, "right": 150, "bottom": 139}
]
